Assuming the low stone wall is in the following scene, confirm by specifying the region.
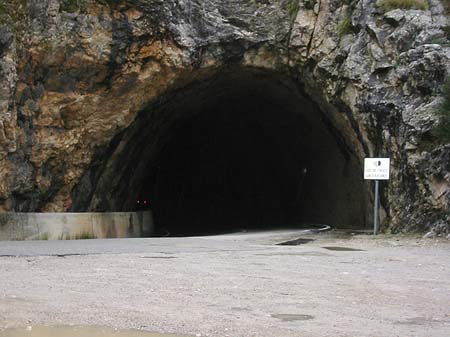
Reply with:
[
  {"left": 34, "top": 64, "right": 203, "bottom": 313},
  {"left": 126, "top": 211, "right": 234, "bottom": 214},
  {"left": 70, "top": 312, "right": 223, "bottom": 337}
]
[{"left": 0, "top": 211, "right": 154, "bottom": 240}]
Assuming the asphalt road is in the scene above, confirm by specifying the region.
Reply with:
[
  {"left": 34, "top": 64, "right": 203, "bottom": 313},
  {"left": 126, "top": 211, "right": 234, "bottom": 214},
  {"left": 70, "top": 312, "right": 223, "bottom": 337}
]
[
  {"left": 1, "top": 230, "right": 449, "bottom": 337},
  {"left": 0, "top": 230, "right": 310, "bottom": 257}
]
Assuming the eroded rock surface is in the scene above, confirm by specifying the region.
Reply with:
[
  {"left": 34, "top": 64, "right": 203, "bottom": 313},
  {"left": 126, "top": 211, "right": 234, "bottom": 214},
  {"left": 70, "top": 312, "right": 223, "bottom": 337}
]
[{"left": 0, "top": 0, "right": 449, "bottom": 232}]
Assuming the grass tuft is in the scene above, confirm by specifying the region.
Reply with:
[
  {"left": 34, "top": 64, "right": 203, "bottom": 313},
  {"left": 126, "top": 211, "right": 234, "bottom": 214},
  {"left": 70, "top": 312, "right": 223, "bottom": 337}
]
[
  {"left": 378, "top": 0, "right": 429, "bottom": 11},
  {"left": 57, "top": 230, "right": 97, "bottom": 240},
  {"left": 73, "top": 231, "right": 97, "bottom": 240},
  {"left": 339, "top": 17, "right": 352, "bottom": 36},
  {"left": 287, "top": 0, "right": 300, "bottom": 20}
]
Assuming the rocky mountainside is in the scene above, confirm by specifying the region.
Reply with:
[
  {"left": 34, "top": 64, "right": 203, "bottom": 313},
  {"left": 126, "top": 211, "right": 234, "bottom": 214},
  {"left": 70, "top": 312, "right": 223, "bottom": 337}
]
[{"left": 0, "top": 0, "right": 449, "bottom": 233}]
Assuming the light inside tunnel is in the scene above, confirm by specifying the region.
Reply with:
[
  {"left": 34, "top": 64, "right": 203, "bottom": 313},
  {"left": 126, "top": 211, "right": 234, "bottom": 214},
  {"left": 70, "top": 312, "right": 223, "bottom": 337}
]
[{"left": 71, "top": 67, "right": 371, "bottom": 236}]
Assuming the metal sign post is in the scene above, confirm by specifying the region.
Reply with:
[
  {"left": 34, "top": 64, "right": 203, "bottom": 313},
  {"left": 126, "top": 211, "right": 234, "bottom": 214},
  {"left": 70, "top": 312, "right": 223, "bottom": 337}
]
[
  {"left": 373, "top": 180, "right": 379, "bottom": 235},
  {"left": 364, "top": 158, "right": 390, "bottom": 235}
]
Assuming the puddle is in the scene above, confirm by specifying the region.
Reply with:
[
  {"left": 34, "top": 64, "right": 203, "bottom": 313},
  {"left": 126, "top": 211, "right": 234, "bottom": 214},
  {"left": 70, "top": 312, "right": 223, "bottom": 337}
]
[
  {"left": 0, "top": 326, "right": 193, "bottom": 337},
  {"left": 277, "top": 238, "right": 314, "bottom": 246},
  {"left": 322, "top": 246, "right": 365, "bottom": 251},
  {"left": 271, "top": 314, "right": 314, "bottom": 322}
]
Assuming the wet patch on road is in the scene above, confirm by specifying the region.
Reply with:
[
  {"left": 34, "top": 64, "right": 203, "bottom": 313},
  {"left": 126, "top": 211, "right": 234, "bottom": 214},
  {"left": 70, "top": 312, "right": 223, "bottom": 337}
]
[
  {"left": 0, "top": 326, "right": 193, "bottom": 337},
  {"left": 56, "top": 254, "right": 90, "bottom": 258},
  {"left": 271, "top": 314, "right": 314, "bottom": 322},
  {"left": 322, "top": 246, "right": 365, "bottom": 251},
  {"left": 277, "top": 238, "right": 315, "bottom": 246}
]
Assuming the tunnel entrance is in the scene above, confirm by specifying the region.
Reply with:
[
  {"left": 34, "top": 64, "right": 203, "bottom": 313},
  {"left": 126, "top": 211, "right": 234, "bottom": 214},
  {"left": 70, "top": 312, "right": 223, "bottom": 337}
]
[
  {"left": 152, "top": 100, "right": 298, "bottom": 235},
  {"left": 72, "top": 67, "right": 371, "bottom": 236}
]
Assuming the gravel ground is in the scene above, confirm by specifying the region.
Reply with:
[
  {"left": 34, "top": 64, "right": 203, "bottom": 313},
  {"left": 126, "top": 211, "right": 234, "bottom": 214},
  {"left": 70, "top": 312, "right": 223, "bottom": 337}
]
[{"left": 0, "top": 230, "right": 449, "bottom": 337}]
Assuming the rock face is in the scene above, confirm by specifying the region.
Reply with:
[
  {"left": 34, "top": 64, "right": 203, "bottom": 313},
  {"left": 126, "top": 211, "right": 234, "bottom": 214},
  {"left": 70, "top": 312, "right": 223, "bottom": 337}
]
[{"left": 0, "top": 0, "right": 449, "bottom": 233}]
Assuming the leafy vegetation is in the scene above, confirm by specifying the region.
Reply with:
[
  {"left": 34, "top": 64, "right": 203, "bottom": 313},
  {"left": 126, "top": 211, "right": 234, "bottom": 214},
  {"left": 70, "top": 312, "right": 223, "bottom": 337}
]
[
  {"left": 0, "top": 0, "right": 27, "bottom": 31},
  {"left": 433, "top": 78, "right": 450, "bottom": 143},
  {"left": 378, "top": 0, "right": 429, "bottom": 11},
  {"left": 303, "top": 0, "right": 314, "bottom": 10},
  {"left": 60, "top": 0, "right": 86, "bottom": 13}
]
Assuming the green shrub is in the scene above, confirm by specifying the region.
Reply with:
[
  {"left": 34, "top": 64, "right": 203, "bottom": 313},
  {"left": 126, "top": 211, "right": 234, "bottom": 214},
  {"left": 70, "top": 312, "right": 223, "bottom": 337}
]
[
  {"left": 434, "top": 78, "right": 450, "bottom": 143},
  {"left": 60, "top": 0, "right": 82, "bottom": 12},
  {"left": 378, "top": 0, "right": 429, "bottom": 11},
  {"left": 303, "top": 0, "right": 314, "bottom": 10},
  {"left": 339, "top": 17, "right": 352, "bottom": 36},
  {"left": 0, "top": 0, "right": 27, "bottom": 30}
]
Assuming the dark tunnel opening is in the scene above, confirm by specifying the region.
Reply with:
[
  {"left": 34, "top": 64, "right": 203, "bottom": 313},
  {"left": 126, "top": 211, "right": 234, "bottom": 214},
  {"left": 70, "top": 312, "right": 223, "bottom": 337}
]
[
  {"left": 149, "top": 103, "right": 299, "bottom": 235},
  {"left": 72, "top": 67, "right": 371, "bottom": 236}
]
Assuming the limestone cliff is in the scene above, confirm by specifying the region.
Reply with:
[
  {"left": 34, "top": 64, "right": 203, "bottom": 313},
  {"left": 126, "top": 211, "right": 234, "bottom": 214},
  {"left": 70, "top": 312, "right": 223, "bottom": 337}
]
[{"left": 0, "top": 0, "right": 449, "bottom": 233}]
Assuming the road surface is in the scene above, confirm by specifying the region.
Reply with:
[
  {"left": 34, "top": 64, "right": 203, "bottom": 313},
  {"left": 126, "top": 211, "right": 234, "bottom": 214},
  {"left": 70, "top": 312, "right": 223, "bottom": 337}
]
[{"left": 0, "top": 230, "right": 449, "bottom": 337}]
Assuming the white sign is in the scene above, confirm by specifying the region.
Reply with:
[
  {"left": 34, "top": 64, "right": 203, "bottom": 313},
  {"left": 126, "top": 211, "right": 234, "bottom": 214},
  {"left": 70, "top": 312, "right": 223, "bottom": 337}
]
[{"left": 364, "top": 158, "right": 390, "bottom": 180}]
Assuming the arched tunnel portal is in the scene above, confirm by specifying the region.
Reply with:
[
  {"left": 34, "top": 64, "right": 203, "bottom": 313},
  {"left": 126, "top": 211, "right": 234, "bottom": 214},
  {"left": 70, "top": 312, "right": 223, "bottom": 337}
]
[{"left": 71, "top": 67, "right": 371, "bottom": 236}]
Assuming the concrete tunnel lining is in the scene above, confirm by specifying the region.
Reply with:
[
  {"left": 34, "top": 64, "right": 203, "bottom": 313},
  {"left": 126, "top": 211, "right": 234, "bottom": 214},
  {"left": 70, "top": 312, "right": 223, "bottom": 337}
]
[{"left": 70, "top": 67, "right": 371, "bottom": 236}]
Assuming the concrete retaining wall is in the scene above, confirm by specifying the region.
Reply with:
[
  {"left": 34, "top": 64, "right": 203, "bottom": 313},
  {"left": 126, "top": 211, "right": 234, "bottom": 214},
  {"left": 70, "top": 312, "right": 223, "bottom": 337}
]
[{"left": 0, "top": 211, "right": 154, "bottom": 240}]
